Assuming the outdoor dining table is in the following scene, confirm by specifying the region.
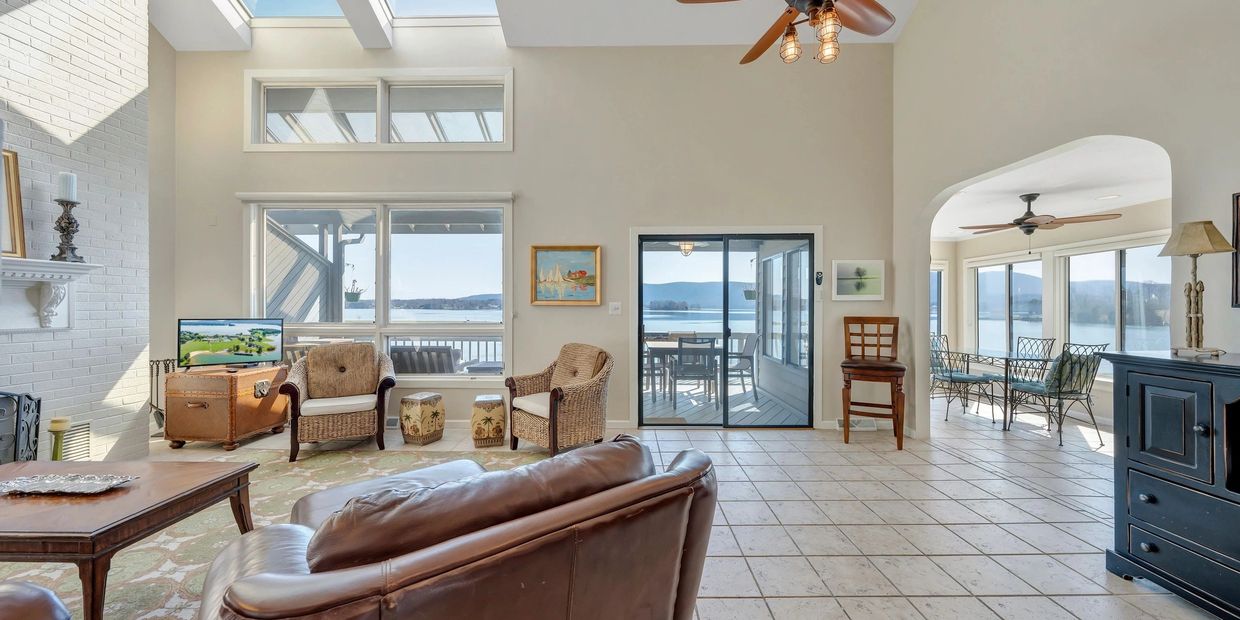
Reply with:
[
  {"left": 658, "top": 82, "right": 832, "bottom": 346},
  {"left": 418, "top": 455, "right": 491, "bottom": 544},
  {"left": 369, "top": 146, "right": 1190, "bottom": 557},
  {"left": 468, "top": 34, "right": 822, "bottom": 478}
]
[
  {"left": 644, "top": 339, "right": 728, "bottom": 404},
  {"left": 952, "top": 348, "right": 1053, "bottom": 431}
]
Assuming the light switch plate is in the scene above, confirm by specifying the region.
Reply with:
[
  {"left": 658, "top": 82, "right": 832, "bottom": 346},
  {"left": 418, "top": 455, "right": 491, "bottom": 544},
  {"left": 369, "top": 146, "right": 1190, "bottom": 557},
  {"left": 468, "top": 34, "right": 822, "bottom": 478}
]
[{"left": 608, "top": 302, "right": 622, "bottom": 315}]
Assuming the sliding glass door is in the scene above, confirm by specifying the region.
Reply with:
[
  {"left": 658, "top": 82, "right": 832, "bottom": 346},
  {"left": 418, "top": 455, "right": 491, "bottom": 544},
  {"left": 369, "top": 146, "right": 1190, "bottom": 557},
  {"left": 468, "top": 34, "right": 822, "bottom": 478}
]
[{"left": 638, "top": 234, "right": 813, "bottom": 427}]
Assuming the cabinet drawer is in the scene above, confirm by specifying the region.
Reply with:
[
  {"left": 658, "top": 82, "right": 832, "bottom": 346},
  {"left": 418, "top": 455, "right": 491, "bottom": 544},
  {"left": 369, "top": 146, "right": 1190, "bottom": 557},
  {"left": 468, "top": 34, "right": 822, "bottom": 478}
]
[
  {"left": 1127, "top": 372, "right": 1213, "bottom": 484},
  {"left": 1129, "top": 470, "right": 1240, "bottom": 565},
  {"left": 1129, "top": 526, "right": 1240, "bottom": 608}
]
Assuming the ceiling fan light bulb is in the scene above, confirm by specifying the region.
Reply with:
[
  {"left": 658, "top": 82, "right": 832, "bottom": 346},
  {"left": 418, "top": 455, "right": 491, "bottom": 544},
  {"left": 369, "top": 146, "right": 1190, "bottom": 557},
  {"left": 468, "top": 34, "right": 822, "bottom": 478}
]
[
  {"left": 816, "top": 39, "right": 839, "bottom": 64},
  {"left": 779, "top": 26, "right": 801, "bottom": 63},
  {"left": 812, "top": 8, "right": 842, "bottom": 42}
]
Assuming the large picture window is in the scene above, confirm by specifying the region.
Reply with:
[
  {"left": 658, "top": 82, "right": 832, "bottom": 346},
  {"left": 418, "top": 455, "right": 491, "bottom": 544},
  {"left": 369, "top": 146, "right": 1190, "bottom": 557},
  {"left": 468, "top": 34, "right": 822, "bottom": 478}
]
[
  {"left": 1068, "top": 244, "right": 1170, "bottom": 375},
  {"left": 929, "top": 269, "right": 943, "bottom": 336},
  {"left": 254, "top": 200, "right": 510, "bottom": 378},
  {"left": 975, "top": 260, "right": 1042, "bottom": 353}
]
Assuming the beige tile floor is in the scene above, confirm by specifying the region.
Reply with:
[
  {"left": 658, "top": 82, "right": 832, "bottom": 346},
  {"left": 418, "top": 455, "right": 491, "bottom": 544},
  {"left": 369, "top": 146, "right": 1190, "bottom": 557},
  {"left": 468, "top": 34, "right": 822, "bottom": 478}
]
[{"left": 149, "top": 398, "right": 1212, "bottom": 620}]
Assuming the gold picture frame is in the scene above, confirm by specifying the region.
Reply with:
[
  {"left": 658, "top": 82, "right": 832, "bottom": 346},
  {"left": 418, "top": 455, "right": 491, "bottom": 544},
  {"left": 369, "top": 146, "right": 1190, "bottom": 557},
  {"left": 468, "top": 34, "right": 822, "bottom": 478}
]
[
  {"left": 2, "top": 149, "right": 24, "bottom": 258},
  {"left": 530, "top": 245, "right": 601, "bottom": 306}
]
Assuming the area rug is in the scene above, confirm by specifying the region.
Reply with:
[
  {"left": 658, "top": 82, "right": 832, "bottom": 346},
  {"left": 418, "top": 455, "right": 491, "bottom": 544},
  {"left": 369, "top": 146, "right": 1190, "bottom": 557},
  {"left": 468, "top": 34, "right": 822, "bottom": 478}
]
[{"left": 0, "top": 448, "right": 544, "bottom": 619}]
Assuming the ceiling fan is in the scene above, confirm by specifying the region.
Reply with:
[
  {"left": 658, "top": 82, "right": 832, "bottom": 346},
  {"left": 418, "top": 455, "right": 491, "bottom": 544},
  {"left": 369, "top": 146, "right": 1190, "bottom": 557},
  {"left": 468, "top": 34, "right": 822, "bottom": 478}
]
[
  {"left": 961, "top": 193, "right": 1123, "bottom": 236},
  {"left": 676, "top": 0, "right": 897, "bottom": 65}
]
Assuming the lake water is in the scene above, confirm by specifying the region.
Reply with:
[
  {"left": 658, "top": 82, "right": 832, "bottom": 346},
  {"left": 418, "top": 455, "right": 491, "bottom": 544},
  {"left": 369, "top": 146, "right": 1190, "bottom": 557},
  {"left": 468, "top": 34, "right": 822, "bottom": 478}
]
[
  {"left": 345, "top": 308, "right": 502, "bottom": 322},
  {"left": 642, "top": 309, "right": 757, "bottom": 334}
]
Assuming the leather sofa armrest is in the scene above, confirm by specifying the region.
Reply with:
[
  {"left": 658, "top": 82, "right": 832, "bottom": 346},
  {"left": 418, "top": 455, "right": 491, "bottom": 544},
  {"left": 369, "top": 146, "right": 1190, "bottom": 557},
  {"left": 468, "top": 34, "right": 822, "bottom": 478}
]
[{"left": 222, "top": 565, "right": 388, "bottom": 620}]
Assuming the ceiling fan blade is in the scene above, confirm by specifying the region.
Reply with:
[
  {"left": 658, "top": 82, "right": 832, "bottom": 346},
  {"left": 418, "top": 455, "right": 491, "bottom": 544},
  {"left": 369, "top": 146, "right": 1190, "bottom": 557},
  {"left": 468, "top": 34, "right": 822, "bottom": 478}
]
[
  {"left": 972, "top": 228, "right": 1010, "bottom": 235},
  {"left": 1024, "top": 215, "right": 1055, "bottom": 225},
  {"left": 833, "top": 0, "right": 896, "bottom": 36},
  {"left": 740, "top": 7, "right": 798, "bottom": 65},
  {"left": 1037, "top": 223, "right": 1065, "bottom": 230},
  {"left": 677, "top": 0, "right": 737, "bottom": 3},
  {"left": 1049, "top": 213, "right": 1123, "bottom": 224},
  {"left": 959, "top": 223, "right": 1018, "bottom": 230}
]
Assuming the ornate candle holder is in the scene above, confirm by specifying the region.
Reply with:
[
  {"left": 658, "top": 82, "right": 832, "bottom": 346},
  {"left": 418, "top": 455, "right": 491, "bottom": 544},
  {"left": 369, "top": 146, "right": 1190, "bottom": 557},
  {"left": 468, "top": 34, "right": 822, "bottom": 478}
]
[{"left": 50, "top": 199, "right": 84, "bottom": 263}]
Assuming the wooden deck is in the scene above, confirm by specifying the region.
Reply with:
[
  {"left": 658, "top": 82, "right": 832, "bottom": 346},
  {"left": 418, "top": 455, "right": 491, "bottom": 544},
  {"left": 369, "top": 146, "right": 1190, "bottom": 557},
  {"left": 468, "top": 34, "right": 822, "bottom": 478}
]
[{"left": 641, "top": 378, "right": 808, "bottom": 426}]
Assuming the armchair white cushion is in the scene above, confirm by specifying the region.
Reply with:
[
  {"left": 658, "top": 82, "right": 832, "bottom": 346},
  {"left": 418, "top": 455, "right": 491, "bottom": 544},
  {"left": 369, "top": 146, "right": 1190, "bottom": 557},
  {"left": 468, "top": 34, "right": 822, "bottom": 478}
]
[
  {"left": 299, "top": 394, "right": 378, "bottom": 417},
  {"left": 511, "top": 392, "right": 551, "bottom": 418}
]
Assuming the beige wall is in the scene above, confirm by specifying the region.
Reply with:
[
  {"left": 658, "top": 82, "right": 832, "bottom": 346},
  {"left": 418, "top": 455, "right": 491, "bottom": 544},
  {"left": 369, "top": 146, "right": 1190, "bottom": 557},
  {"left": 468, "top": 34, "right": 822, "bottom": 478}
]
[
  {"left": 894, "top": 0, "right": 1240, "bottom": 438},
  {"left": 160, "top": 26, "right": 895, "bottom": 426},
  {"left": 150, "top": 28, "right": 177, "bottom": 360}
]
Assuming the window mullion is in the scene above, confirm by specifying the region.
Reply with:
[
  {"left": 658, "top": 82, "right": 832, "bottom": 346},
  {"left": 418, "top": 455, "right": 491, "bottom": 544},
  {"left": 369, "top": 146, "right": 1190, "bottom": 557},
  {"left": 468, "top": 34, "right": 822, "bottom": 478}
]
[
  {"left": 376, "top": 79, "right": 390, "bottom": 144},
  {"left": 1115, "top": 250, "right": 1124, "bottom": 351}
]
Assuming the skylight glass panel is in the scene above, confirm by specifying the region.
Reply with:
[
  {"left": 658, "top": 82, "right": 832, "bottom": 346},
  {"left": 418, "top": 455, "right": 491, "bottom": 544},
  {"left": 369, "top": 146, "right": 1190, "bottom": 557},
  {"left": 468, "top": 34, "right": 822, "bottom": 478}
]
[
  {"left": 244, "top": 0, "right": 344, "bottom": 17},
  {"left": 264, "top": 86, "right": 377, "bottom": 144},
  {"left": 388, "top": 85, "right": 503, "bottom": 143},
  {"left": 389, "top": 0, "right": 498, "bottom": 18},
  {"left": 390, "top": 113, "right": 441, "bottom": 142},
  {"left": 436, "top": 112, "right": 485, "bottom": 142}
]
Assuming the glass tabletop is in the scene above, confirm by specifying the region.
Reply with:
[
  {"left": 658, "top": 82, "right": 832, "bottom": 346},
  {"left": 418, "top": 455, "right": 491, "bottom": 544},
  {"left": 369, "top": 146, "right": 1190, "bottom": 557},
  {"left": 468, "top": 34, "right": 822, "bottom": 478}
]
[{"left": 951, "top": 348, "right": 1052, "bottom": 362}]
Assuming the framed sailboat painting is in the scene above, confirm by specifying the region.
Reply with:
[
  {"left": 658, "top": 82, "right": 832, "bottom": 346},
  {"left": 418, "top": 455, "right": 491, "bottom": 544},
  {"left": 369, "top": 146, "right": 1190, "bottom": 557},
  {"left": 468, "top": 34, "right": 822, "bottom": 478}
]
[{"left": 531, "top": 245, "right": 601, "bottom": 306}]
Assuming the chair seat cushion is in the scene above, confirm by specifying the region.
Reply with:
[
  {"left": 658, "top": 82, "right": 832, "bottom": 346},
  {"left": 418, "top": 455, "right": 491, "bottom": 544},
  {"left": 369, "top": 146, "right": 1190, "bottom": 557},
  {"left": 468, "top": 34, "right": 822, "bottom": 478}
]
[
  {"left": 512, "top": 392, "right": 552, "bottom": 418},
  {"left": 0, "top": 581, "right": 70, "bottom": 620},
  {"left": 1011, "top": 381, "right": 1048, "bottom": 395},
  {"left": 290, "top": 459, "right": 487, "bottom": 529},
  {"left": 305, "top": 435, "right": 654, "bottom": 573},
  {"left": 841, "top": 358, "right": 907, "bottom": 371},
  {"left": 936, "top": 372, "right": 990, "bottom": 384},
  {"left": 299, "top": 394, "right": 377, "bottom": 417}
]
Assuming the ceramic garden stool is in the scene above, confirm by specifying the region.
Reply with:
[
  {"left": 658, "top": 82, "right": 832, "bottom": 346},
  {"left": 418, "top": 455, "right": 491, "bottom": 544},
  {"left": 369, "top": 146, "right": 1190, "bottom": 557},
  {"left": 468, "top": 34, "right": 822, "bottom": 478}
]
[
  {"left": 400, "top": 392, "right": 445, "bottom": 446},
  {"left": 471, "top": 394, "right": 506, "bottom": 448}
]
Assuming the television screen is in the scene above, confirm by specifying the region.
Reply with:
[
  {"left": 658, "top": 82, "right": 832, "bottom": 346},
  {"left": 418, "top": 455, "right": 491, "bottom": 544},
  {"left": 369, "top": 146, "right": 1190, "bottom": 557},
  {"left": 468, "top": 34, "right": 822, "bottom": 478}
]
[{"left": 178, "top": 319, "right": 284, "bottom": 368}]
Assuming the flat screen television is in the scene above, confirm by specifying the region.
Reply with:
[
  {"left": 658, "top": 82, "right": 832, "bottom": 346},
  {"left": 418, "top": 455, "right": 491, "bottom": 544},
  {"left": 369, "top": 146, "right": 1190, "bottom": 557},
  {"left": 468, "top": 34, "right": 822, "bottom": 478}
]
[{"left": 178, "top": 318, "right": 284, "bottom": 368}]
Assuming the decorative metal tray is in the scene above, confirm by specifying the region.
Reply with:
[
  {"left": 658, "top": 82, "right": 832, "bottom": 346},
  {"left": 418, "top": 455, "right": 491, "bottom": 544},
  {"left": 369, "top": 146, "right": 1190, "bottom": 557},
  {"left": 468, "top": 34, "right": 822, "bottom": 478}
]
[{"left": 0, "top": 474, "right": 139, "bottom": 496}]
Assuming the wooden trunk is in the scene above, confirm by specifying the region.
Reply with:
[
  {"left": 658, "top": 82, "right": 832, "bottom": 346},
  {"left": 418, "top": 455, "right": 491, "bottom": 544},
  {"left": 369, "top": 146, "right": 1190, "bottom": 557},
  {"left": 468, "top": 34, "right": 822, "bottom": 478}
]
[{"left": 165, "top": 366, "right": 289, "bottom": 450}]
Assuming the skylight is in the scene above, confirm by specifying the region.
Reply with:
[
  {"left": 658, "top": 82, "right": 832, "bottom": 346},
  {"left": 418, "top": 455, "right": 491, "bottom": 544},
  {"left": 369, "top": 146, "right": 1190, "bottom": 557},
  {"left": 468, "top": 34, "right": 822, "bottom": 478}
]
[
  {"left": 389, "top": 0, "right": 498, "bottom": 18},
  {"left": 243, "top": 0, "right": 344, "bottom": 18}
]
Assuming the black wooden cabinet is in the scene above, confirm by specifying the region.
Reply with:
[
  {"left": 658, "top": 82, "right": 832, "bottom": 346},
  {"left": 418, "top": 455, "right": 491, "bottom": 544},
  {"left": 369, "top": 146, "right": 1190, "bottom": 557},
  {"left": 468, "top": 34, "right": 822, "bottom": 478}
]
[{"left": 1106, "top": 352, "right": 1240, "bottom": 620}]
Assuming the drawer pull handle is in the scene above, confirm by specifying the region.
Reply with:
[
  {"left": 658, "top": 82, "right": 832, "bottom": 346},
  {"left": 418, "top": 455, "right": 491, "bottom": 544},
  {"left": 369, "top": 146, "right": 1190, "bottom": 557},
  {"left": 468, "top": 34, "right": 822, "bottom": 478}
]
[
  {"left": 186, "top": 401, "right": 210, "bottom": 409},
  {"left": 1139, "top": 542, "right": 1157, "bottom": 553},
  {"left": 1137, "top": 493, "right": 1155, "bottom": 504},
  {"left": 1192, "top": 424, "right": 1209, "bottom": 436}
]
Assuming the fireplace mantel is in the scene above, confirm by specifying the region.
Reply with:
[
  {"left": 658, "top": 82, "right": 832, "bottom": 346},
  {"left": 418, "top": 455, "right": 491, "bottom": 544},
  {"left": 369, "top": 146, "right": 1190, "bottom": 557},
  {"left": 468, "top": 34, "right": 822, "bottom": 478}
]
[{"left": 0, "top": 257, "right": 102, "bottom": 331}]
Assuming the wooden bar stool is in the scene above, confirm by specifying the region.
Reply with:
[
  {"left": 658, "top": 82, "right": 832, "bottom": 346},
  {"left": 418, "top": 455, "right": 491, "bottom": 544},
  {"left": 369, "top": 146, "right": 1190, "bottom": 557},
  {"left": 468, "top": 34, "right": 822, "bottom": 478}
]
[{"left": 840, "top": 316, "right": 906, "bottom": 450}]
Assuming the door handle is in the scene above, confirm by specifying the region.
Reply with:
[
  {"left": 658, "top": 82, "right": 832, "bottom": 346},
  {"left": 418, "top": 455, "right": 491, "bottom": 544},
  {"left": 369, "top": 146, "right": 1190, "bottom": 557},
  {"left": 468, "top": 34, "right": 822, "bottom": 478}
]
[
  {"left": 186, "top": 401, "right": 209, "bottom": 409},
  {"left": 1192, "top": 424, "right": 1209, "bottom": 436}
]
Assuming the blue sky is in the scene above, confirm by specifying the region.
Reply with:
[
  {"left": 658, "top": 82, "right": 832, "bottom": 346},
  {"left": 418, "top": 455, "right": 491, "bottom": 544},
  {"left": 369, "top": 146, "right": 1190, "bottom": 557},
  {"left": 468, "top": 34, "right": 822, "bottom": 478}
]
[{"left": 343, "top": 233, "right": 503, "bottom": 300}]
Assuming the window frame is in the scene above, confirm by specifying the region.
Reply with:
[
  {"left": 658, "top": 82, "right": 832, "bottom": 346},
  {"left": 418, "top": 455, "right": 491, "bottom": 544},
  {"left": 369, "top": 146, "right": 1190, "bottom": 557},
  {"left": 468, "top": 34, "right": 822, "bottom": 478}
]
[
  {"left": 929, "top": 263, "right": 945, "bottom": 337},
  {"left": 244, "top": 68, "right": 514, "bottom": 153},
  {"left": 961, "top": 230, "right": 1171, "bottom": 371},
  {"left": 242, "top": 192, "right": 514, "bottom": 387},
  {"left": 1063, "top": 242, "right": 1172, "bottom": 359}
]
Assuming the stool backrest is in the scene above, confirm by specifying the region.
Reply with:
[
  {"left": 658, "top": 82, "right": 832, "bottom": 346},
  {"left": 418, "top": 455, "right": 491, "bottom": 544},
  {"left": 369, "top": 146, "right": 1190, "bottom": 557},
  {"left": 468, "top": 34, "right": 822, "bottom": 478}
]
[{"left": 843, "top": 316, "right": 900, "bottom": 361}]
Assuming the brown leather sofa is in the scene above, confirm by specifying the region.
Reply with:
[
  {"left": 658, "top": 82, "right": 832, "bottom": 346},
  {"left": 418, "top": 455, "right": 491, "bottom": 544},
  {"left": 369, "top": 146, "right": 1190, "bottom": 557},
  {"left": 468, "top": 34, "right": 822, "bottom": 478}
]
[
  {"left": 199, "top": 435, "right": 716, "bottom": 620},
  {"left": 0, "top": 580, "right": 70, "bottom": 620}
]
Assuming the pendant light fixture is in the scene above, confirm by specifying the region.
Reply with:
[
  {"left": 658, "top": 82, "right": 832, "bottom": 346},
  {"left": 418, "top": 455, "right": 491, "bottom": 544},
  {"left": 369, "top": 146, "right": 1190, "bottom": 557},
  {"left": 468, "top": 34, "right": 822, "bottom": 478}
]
[{"left": 778, "top": 24, "right": 801, "bottom": 63}]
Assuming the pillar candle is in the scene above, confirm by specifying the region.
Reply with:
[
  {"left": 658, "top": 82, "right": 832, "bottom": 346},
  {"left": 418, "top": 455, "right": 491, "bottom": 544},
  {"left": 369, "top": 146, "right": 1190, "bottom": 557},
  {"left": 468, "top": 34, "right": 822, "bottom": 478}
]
[
  {"left": 56, "top": 172, "right": 77, "bottom": 203},
  {"left": 48, "top": 417, "right": 71, "bottom": 432}
]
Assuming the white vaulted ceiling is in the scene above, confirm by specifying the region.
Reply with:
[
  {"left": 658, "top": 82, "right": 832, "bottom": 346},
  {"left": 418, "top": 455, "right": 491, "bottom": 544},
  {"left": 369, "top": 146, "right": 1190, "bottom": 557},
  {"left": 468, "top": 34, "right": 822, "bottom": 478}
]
[
  {"left": 931, "top": 136, "right": 1173, "bottom": 241},
  {"left": 496, "top": 0, "right": 919, "bottom": 47},
  {"left": 151, "top": 0, "right": 919, "bottom": 51}
]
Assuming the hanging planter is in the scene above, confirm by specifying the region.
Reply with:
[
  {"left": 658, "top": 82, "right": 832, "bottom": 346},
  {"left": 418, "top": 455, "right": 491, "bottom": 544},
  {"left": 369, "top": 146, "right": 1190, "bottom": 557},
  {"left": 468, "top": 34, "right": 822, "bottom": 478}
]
[{"left": 345, "top": 279, "right": 365, "bottom": 303}]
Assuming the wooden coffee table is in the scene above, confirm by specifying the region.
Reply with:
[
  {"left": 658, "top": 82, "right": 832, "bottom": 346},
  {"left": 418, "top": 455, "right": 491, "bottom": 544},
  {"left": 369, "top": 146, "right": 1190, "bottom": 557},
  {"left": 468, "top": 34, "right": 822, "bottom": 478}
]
[{"left": 0, "top": 460, "right": 258, "bottom": 620}]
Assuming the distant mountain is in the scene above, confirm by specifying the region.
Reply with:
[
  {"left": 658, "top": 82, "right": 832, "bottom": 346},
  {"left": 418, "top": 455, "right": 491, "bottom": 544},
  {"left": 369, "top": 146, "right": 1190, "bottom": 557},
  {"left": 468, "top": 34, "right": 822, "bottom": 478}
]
[
  {"left": 642, "top": 282, "right": 755, "bottom": 310},
  {"left": 977, "top": 270, "right": 1170, "bottom": 326},
  {"left": 346, "top": 293, "right": 501, "bottom": 310}
]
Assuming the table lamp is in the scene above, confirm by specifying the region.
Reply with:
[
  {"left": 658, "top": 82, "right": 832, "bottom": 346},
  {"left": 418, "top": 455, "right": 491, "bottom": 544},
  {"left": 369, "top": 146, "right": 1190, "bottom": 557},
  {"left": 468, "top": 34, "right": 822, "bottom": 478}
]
[{"left": 1158, "top": 220, "right": 1236, "bottom": 357}]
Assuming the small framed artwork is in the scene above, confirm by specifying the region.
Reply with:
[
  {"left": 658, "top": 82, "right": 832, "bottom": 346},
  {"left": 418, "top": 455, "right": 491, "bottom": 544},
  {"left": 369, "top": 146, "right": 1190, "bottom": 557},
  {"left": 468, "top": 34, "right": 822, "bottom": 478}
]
[
  {"left": 2, "top": 149, "right": 24, "bottom": 258},
  {"left": 1232, "top": 193, "right": 1239, "bottom": 308},
  {"left": 832, "top": 259, "right": 885, "bottom": 301},
  {"left": 531, "top": 245, "right": 601, "bottom": 306}
]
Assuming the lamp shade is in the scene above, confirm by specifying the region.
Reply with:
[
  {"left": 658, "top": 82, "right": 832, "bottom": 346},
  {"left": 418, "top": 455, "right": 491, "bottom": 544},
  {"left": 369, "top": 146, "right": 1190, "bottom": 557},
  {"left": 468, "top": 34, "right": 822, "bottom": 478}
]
[{"left": 1158, "top": 221, "right": 1235, "bottom": 257}]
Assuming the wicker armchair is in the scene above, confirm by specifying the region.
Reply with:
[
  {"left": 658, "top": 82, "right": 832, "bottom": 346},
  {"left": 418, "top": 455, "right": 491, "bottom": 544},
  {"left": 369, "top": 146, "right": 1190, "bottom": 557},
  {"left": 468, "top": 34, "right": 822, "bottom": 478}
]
[
  {"left": 505, "top": 343, "right": 614, "bottom": 456},
  {"left": 280, "top": 343, "right": 396, "bottom": 462}
]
